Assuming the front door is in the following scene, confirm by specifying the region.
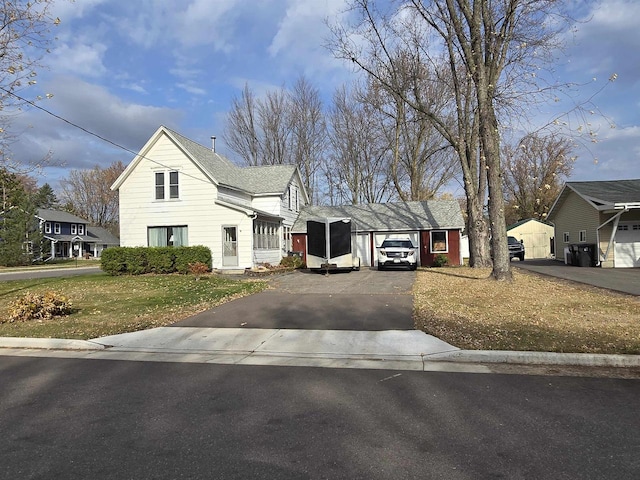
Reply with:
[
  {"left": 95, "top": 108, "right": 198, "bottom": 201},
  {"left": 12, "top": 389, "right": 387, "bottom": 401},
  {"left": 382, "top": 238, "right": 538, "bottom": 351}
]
[{"left": 222, "top": 226, "right": 238, "bottom": 266}]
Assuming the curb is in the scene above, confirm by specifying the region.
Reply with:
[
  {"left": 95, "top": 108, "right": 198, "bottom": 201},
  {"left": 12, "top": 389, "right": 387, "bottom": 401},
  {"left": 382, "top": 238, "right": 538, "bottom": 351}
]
[
  {"left": 429, "top": 350, "right": 640, "bottom": 368},
  {"left": 0, "top": 337, "right": 107, "bottom": 351}
]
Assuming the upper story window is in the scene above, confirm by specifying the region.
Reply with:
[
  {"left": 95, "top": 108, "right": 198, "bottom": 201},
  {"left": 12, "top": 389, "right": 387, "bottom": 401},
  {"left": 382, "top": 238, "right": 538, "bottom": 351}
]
[
  {"left": 169, "top": 171, "right": 179, "bottom": 199},
  {"left": 563, "top": 232, "right": 570, "bottom": 243},
  {"left": 288, "top": 185, "right": 299, "bottom": 212},
  {"left": 155, "top": 171, "right": 179, "bottom": 200},
  {"left": 579, "top": 230, "right": 587, "bottom": 242},
  {"left": 71, "top": 224, "right": 77, "bottom": 235},
  {"left": 78, "top": 224, "right": 85, "bottom": 235},
  {"left": 44, "top": 222, "right": 51, "bottom": 234},
  {"left": 54, "top": 223, "right": 61, "bottom": 234},
  {"left": 155, "top": 172, "right": 165, "bottom": 200}
]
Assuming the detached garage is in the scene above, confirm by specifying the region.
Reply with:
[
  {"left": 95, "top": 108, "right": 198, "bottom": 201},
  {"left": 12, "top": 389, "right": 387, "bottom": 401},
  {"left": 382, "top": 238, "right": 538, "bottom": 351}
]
[
  {"left": 547, "top": 179, "right": 640, "bottom": 268},
  {"left": 291, "top": 201, "right": 465, "bottom": 268},
  {"left": 507, "top": 218, "right": 555, "bottom": 259}
]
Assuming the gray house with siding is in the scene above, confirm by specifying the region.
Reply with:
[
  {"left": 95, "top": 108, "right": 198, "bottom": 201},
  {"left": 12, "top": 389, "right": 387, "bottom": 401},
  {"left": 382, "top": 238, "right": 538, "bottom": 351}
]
[
  {"left": 547, "top": 180, "right": 640, "bottom": 267},
  {"left": 291, "top": 201, "right": 465, "bottom": 267}
]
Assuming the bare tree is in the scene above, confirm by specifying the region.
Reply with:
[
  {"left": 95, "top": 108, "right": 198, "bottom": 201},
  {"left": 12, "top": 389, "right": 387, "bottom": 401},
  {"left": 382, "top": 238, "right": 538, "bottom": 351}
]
[
  {"left": 503, "top": 133, "right": 574, "bottom": 225},
  {"left": 223, "top": 84, "right": 261, "bottom": 166},
  {"left": 59, "top": 161, "right": 125, "bottom": 236},
  {"left": 258, "top": 88, "right": 292, "bottom": 166},
  {"left": 0, "top": 0, "right": 61, "bottom": 173},
  {"left": 326, "top": 83, "right": 392, "bottom": 205},
  {"left": 289, "top": 76, "right": 326, "bottom": 204},
  {"left": 329, "top": 0, "right": 569, "bottom": 280}
]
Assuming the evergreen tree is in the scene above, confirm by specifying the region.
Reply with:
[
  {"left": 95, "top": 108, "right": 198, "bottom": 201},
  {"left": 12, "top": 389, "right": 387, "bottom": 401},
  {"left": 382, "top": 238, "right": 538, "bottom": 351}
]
[
  {"left": 0, "top": 169, "right": 38, "bottom": 266},
  {"left": 34, "top": 183, "right": 59, "bottom": 209}
]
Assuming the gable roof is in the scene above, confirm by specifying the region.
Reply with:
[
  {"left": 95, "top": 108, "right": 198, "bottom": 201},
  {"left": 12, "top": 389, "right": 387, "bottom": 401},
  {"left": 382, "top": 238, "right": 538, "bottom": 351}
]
[
  {"left": 548, "top": 179, "right": 640, "bottom": 219},
  {"left": 38, "top": 208, "right": 89, "bottom": 224},
  {"left": 86, "top": 226, "right": 120, "bottom": 245},
  {"left": 507, "top": 218, "right": 552, "bottom": 231},
  {"left": 112, "top": 126, "right": 307, "bottom": 200},
  {"left": 291, "top": 201, "right": 465, "bottom": 233}
]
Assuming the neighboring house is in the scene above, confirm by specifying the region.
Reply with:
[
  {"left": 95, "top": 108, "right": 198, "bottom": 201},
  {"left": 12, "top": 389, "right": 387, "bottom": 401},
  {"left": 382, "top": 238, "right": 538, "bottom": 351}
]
[
  {"left": 547, "top": 179, "right": 640, "bottom": 268},
  {"left": 507, "top": 218, "right": 555, "bottom": 259},
  {"left": 111, "top": 126, "right": 309, "bottom": 271},
  {"left": 291, "top": 201, "right": 465, "bottom": 267},
  {"left": 38, "top": 209, "right": 120, "bottom": 259}
]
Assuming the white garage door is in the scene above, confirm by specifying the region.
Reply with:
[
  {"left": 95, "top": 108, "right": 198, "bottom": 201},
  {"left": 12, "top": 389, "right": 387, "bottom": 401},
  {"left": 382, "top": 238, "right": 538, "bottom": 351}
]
[
  {"left": 614, "top": 223, "right": 640, "bottom": 268},
  {"left": 355, "top": 233, "right": 371, "bottom": 267},
  {"left": 373, "top": 232, "right": 420, "bottom": 266}
]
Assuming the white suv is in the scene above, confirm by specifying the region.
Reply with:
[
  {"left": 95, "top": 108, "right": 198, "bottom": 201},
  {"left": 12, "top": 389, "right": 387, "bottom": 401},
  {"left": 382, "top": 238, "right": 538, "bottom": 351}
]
[{"left": 377, "top": 238, "right": 418, "bottom": 270}]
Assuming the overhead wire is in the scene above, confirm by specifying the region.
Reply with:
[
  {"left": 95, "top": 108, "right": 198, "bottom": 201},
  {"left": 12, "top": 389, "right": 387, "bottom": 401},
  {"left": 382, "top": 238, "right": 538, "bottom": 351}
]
[{"left": 0, "top": 87, "right": 215, "bottom": 185}]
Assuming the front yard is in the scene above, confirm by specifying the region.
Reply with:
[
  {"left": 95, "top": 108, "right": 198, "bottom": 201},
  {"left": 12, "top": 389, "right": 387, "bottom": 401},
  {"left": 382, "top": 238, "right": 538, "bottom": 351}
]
[
  {"left": 414, "top": 267, "right": 640, "bottom": 354},
  {"left": 1, "top": 267, "right": 639, "bottom": 355},
  {"left": 0, "top": 273, "right": 267, "bottom": 339}
]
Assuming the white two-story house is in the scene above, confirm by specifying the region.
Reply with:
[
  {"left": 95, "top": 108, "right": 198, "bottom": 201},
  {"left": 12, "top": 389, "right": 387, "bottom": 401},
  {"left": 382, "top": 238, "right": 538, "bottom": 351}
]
[{"left": 111, "top": 126, "right": 309, "bottom": 271}]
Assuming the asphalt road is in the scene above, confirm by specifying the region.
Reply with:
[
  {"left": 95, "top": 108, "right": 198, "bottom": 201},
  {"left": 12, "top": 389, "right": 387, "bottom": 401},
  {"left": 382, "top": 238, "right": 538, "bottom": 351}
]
[
  {"left": 0, "top": 266, "right": 102, "bottom": 281},
  {"left": 2, "top": 357, "right": 639, "bottom": 480}
]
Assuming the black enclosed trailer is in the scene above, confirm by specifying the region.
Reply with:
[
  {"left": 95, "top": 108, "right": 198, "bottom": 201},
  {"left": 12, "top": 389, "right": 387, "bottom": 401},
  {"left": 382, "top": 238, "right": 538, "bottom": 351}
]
[{"left": 306, "top": 217, "right": 360, "bottom": 272}]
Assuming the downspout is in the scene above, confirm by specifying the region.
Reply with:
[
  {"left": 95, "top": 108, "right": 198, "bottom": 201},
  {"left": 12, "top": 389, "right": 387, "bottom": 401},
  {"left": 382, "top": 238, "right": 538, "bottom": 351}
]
[{"left": 597, "top": 208, "right": 628, "bottom": 266}]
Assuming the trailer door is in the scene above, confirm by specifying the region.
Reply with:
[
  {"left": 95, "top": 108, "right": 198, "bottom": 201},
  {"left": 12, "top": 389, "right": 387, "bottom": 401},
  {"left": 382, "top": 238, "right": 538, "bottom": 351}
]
[{"left": 307, "top": 220, "right": 326, "bottom": 258}]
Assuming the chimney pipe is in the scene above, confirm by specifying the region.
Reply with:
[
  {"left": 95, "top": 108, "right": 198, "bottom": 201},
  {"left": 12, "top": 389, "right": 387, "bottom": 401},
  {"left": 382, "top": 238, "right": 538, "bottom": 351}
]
[{"left": 211, "top": 136, "right": 216, "bottom": 153}]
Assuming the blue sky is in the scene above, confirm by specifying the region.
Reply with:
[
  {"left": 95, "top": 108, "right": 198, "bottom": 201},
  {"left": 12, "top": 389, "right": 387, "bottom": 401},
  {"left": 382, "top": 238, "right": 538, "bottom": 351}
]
[{"left": 10, "top": 0, "right": 640, "bottom": 192}]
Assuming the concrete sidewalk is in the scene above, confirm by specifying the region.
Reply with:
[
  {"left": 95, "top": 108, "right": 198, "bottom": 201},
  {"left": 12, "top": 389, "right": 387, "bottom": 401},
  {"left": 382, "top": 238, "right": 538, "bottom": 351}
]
[{"left": 1, "top": 327, "right": 639, "bottom": 372}]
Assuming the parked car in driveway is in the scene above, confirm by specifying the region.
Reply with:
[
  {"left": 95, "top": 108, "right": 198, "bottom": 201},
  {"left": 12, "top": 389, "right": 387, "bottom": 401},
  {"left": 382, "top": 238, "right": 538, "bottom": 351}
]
[
  {"left": 508, "top": 236, "right": 525, "bottom": 261},
  {"left": 377, "top": 238, "right": 417, "bottom": 270}
]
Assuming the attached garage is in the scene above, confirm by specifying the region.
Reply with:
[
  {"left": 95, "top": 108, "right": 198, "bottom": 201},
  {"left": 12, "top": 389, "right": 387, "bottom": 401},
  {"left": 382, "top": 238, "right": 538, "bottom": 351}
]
[
  {"left": 291, "top": 201, "right": 465, "bottom": 268},
  {"left": 614, "top": 222, "right": 640, "bottom": 268}
]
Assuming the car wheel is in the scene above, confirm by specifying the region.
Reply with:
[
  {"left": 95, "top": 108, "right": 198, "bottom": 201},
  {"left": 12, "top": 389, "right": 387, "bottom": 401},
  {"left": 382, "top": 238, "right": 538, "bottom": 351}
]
[
  {"left": 519, "top": 254, "right": 525, "bottom": 261},
  {"left": 378, "top": 264, "right": 384, "bottom": 271}
]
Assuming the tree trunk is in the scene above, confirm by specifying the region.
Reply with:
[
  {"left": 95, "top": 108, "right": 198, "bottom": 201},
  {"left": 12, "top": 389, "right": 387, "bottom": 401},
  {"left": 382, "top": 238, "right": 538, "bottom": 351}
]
[{"left": 465, "top": 192, "right": 491, "bottom": 268}]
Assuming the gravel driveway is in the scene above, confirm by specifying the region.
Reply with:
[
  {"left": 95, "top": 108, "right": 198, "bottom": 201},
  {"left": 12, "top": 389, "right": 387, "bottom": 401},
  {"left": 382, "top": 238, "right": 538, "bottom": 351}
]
[{"left": 174, "top": 268, "right": 417, "bottom": 331}]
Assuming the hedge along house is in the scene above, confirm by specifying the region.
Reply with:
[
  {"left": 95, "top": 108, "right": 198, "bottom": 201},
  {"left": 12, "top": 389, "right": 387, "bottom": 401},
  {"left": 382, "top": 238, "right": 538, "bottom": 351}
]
[
  {"left": 547, "top": 179, "right": 640, "bottom": 268},
  {"left": 291, "top": 201, "right": 465, "bottom": 267},
  {"left": 111, "top": 126, "right": 309, "bottom": 271}
]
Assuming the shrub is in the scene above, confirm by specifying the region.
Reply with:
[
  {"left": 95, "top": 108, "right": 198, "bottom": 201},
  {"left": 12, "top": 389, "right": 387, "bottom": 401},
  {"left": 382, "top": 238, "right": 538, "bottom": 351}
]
[
  {"left": 6, "top": 291, "right": 73, "bottom": 323},
  {"left": 188, "top": 261, "right": 210, "bottom": 280},
  {"left": 101, "top": 246, "right": 212, "bottom": 275},
  {"left": 174, "top": 246, "right": 212, "bottom": 274},
  {"left": 146, "top": 247, "right": 175, "bottom": 274},
  {"left": 432, "top": 253, "right": 449, "bottom": 267},
  {"left": 280, "top": 255, "right": 304, "bottom": 269}
]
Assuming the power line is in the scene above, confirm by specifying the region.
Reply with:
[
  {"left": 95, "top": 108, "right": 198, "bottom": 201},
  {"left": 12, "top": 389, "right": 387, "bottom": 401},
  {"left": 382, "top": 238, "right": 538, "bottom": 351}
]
[{"left": 0, "top": 87, "right": 213, "bottom": 185}]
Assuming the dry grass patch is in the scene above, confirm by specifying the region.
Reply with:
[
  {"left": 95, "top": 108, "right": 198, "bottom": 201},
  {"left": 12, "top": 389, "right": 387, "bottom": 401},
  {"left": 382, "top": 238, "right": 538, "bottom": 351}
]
[{"left": 414, "top": 267, "right": 640, "bottom": 354}]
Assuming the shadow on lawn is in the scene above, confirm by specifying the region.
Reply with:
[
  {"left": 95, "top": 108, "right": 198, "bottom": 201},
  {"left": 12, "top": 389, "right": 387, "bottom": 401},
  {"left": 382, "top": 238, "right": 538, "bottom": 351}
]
[{"left": 421, "top": 267, "right": 491, "bottom": 281}]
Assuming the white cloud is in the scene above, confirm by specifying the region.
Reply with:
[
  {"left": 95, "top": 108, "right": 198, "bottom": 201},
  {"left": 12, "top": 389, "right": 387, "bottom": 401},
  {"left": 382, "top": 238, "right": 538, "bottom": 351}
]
[
  {"left": 51, "top": 42, "right": 108, "bottom": 78},
  {"left": 10, "top": 76, "right": 183, "bottom": 178}
]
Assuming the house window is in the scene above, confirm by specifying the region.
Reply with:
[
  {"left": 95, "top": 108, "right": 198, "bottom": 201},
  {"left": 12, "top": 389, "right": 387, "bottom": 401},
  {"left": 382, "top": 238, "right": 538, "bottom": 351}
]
[
  {"left": 288, "top": 186, "right": 293, "bottom": 210},
  {"left": 563, "top": 232, "right": 570, "bottom": 243},
  {"left": 283, "top": 226, "right": 292, "bottom": 252},
  {"left": 44, "top": 222, "right": 51, "bottom": 234},
  {"left": 155, "top": 172, "right": 165, "bottom": 200},
  {"left": 71, "top": 224, "right": 77, "bottom": 235},
  {"left": 148, "top": 226, "right": 188, "bottom": 247},
  {"left": 253, "top": 220, "right": 279, "bottom": 250},
  {"left": 169, "top": 171, "right": 179, "bottom": 199},
  {"left": 579, "top": 230, "right": 587, "bottom": 242},
  {"left": 54, "top": 223, "right": 61, "bottom": 234},
  {"left": 78, "top": 224, "right": 85, "bottom": 235},
  {"left": 430, "top": 231, "right": 448, "bottom": 253},
  {"left": 618, "top": 225, "right": 628, "bottom": 231}
]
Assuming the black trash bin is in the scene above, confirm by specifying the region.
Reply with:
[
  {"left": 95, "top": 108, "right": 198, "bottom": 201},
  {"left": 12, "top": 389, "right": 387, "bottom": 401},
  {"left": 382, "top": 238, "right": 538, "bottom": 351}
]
[
  {"left": 576, "top": 244, "right": 597, "bottom": 267},
  {"left": 569, "top": 244, "right": 580, "bottom": 266}
]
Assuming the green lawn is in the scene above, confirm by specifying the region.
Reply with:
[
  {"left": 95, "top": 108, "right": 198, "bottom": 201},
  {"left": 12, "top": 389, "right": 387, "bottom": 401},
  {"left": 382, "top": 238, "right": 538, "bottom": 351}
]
[{"left": 0, "top": 273, "right": 267, "bottom": 339}]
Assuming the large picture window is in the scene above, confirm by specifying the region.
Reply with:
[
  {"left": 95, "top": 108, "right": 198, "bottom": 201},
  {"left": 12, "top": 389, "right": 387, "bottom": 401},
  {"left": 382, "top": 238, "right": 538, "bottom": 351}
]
[
  {"left": 148, "top": 226, "right": 188, "bottom": 247},
  {"left": 430, "top": 231, "right": 448, "bottom": 253},
  {"left": 253, "top": 220, "right": 279, "bottom": 249}
]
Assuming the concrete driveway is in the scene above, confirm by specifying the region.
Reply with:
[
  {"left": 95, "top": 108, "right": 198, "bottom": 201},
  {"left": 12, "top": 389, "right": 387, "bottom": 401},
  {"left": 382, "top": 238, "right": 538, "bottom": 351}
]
[
  {"left": 513, "top": 259, "right": 640, "bottom": 296},
  {"left": 174, "top": 268, "right": 416, "bottom": 331}
]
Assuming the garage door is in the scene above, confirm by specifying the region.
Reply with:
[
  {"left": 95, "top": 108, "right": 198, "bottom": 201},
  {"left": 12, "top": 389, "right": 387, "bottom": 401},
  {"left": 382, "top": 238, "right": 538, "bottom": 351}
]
[
  {"left": 373, "top": 232, "right": 420, "bottom": 266},
  {"left": 614, "top": 223, "right": 640, "bottom": 267},
  {"left": 355, "top": 233, "right": 371, "bottom": 267}
]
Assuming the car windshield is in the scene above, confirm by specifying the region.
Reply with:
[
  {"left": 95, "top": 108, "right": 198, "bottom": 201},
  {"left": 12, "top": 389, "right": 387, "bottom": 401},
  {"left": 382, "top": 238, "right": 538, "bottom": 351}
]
[
  {"left": 507, "top": 236, "right": 519, "bottom": 245},
  {"left": 381, "top": 240, "right": 414, "bottom": 248}
]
